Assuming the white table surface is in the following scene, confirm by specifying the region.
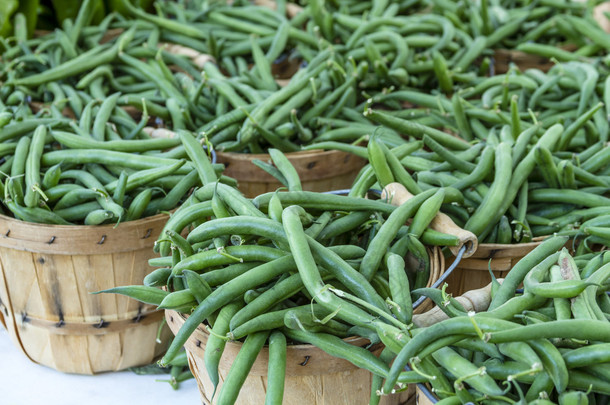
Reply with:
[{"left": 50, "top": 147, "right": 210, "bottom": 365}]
[{"left": 0, "top": 327, "right": 201, "bottom": 405}]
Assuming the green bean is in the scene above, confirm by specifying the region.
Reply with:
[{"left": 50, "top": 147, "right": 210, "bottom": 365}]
[
  {"left": 307, "top": 235, "right": 388, "bottom": 312},
  {"left": 23, "top": 125, "right": 46, "bottom": 208},
  {"left": 125, "top": 188, "right": 153, "bottom": 221},
  {"left": 5, "top": 199, "right": 72, "bottom": 225},
  {"left": 517, "top": 42, "right": 585, "bottom": 62},
  {"left": 432, "top": 345, "right": 504, "bottom": 396},
  {"left": 368, "top": 135, "right": 394, "bottom": 188},
  {"left": 464, "top": 143, "right": 512, "bottom": 237},
  {"left": 119, "top": 0, "right": 206, "bottom": 39},
  {"left": 253, "top": 191, "right": 397, "bottom": 215},
  {"left": 105, "top": 160, "right": 186, "bottom": 194},
  {"left": 282, "top": 206, "right": 396, "bottom": 332},
  {"left": 365, "top": 108, "right": 470, "bottom": 151},
  {"left": 360, "top": 188, "right": 437, "bottom": 281},
  {"left": 52, "top": 130, "right": 182, "bottom": 152},
  {"left": 59, "top": 169, "right": 123, "bottom": 219},
  {"left": 489, "top": 235, "right": 569, "bottom": 310},
  {"left": 283, "top": 328, "right": 390, "bottom": 378},
  {"left": 265, "top": 331, "right": 286, "bottom": 405},
  {"left": 12, "top": 28, "right": 135, "bottom": 87},
  {"left": 83, "top": 209, "right": 113, "bottom": 225},
  {"left": 387, "top": 253, "right": 412, "bottom": 324},
  {"left": 215, "top": 331, "right": 270, "bottom": 405},
  {"left": 162, "top": 253, "right": 303, "bottom": 364},
  {"left": 268, "top": 149, "right": 301, "bottom": 191},
  {"left": 53, "top": 188, "right": 103, "bottom": 211},
  {"left": 233, "top": 51, "right": 330, "bottom": 149},
  {"left": 172, "top": 245, "right": 287, "bottom": 275},
  {"left": 530, "top": 189, "right": 610, "bottom": 208}
]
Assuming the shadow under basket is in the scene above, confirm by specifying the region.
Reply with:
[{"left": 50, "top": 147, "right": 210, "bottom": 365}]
[
  {"left": 0, "top": 213, "right": 173, "bottom": 374},
  {"left": 163, "top": 246, "right": 444, "bottom": 405},
  {"left": 216, "top": 149, "right": 367, "bottom": 198}
]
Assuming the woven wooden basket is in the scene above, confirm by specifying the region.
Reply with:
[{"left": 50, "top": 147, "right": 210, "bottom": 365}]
[
  {"left": 0, "top": 213, "right": 172, "bottom": 374},
  {"left": 163, "top": 245, "right": 443, "bottom": 405},
  {"left": 216, "top": 149, "right": 367, "bottom": 198}
]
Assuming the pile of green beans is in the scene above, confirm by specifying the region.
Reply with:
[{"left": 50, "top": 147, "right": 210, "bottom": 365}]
[
  {"left": 0, "top": 101, "right": 226, "bottom": 224},
  {"left": 5, "top": 0, "right": 610, "bottom": 159},
  {"left": 303, "top": 58, "right": 610, "bottom": 247},
  {"left": 427, "top": 0, "right": 610, "bottom": 61},
  {"left": 380, "top": 238, "right": 610, "bottom": 405},
  {"left": 314, "top": 122, "right": 610, "bottom": 247},
  {"left": 2, "top": 0, "right": 494, "bottom": 154},
  {"left": 98, "top": 147, "right": 471, "bottom": 403}
]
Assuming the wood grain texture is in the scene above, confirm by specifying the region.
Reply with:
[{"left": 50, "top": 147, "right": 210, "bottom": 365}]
[
  {"left": 0, "top": 213, "right": 172, "bottom": 374},
  {"left": 216, "top": 149, "right": 367, "bottom": 198}
]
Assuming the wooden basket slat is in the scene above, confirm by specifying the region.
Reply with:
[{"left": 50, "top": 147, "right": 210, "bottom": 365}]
[
  {"left": 87, "top": 332, "right": 122, "bottom": 372},
  {"left": 117, "top": 322, "right": 167, "bottom": 370},
  {"left": 50, "top": 334, "right": 88, "bottom": 373},
  {"left": 2, "top": 248, "right": 45, "bottom": 319},
  {"left": 46, "top": 254, "right": 84, "bottom": 321},
  {"left": 71, "top": 253, "right": 115, "bottom": 323},
  {"left": 113, "top": 250, "right": 138, "bottom": 316},
  {"left": 0, "top": 251, "right": 29, "bottom": 359}
]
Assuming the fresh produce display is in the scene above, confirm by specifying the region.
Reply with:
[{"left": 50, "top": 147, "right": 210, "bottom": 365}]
[
  {"left": 0, "top": 115, "right": 225, "bottom": 224},
  {"left": 99, "top": 148, "right": 461, "bottom": 402},
  {"left": 2, "top": 0, "right": 610, "bottom": 404},
  {"left": 391, "top": 243, "right": 610, "bottom": 404},
  {"left": 427, "top": 0, "right": 608, "bottom": 54}
]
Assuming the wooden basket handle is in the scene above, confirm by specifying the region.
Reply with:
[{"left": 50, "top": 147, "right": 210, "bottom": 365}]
[
  {"left": 381, "top": 182, "right": 478, "bottom": 258},
  {"left": 412, "top": 280, "right": 499, "bottom": 327}
]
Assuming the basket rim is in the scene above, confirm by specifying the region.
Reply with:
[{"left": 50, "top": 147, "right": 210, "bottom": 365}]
[
  {"left": 216, "top": 148, "right": 354, "bottom": 159},
  {"left": 0, "top": 211, "right": 171, "bottom": 254},
  {"left": 0, "top": 210, "right": 170, "bottom": 231}
]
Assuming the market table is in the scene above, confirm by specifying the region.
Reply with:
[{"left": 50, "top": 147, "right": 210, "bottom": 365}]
[{"left": 0, "top": 328, "right": 200, "bottom": 405}]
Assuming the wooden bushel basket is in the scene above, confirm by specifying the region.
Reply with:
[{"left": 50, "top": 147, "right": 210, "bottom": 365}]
[
  {"left": 442, "top": 237, "right": 549, "bottom": 297},
  {"left": 216, "top": 149, "right": 367, "bottom": 198},
  {"left": 0, "top": 213, "right": 173, "bottom": 374},
  {"left": 164, "top": 246, "right": 444, "bottom": 405}
]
